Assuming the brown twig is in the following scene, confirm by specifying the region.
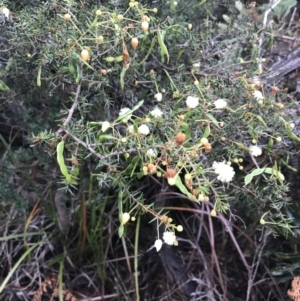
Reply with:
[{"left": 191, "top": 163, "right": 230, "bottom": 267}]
[{"left": 56, "top": 82, "right": 82, "bottom": 135}]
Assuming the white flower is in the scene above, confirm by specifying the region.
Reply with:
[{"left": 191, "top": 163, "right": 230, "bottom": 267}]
[
  {"left": 101, "top": 121, "right": 110, "bottom": 132},
  {"left": 128, "top": 125, "right": 135, "bottom": 134},
  {"left": 119, "top": 107, "right": 132, "bottom": 121},
  {"left": 213, "top": 99, "right": 227, "bottom": 109},
  {"left": 146, "top": 148, "right": 157, "bottom": 158},
  {"left": 154, "top": 239, "right": 163, "bottom": 252},
  {"left": 119, "top": 107, "right": 130, "bottom": 115},
  {"left": 1, "top": 7, "right": 10, "bottom": 18},
  {"left": 198, "top": 194, "right": 205, "bottom": 201},
  {"left": 249, "top": 145, "right": 262, "bottom": 157},
  {"left": 138, "top": 124, "right": 150, "bottom": 135},
  {"left": 186, "top": 96, "right": 199, "bottom": 109},
  {"left": 212, "top": 161, "right": 235, "bottom": 183},
  {"left": 150, "top": 107, "right": 163, "bottom": 118},
  {"left": 193, "top": 62, "right": 200, "bottom": 68},
  {"left": 163, "top": 231, "right": 176, "bottom": 245},
  {"left": 155, "top": 93, "right": 163, "bottom": 102},
  {"left": 253, "top": 90, "right": 264, "bottom": 100}
]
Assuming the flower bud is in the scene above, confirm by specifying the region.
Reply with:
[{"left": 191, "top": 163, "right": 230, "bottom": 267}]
[
  {"left": 81, "top": 49, "right": 90, "bottom": 62},
  {"left": 141, "top": 21, "right": 149, "bottom": 32},
  {"left": 204, "top": 143, "right": 212, "bottom": 153},
  {"left": 101, "top": 121, "right": 110, "bottom": 132},
  {"left": 176, "top": 133, "right": 186, "bottom": 146},
  {"left": 131, "top": 37, "right": 139, "bottom": 49},
  {"left": 64, "top": 13, "right": 71, "bottom": 22},
  {"left": 200, "top": 137, "right": 209, "bottom": 145},
  {"left": 154, "top": 239, "right": 163, "bottom": 252},
  {"left": 121, "top": 212, "right": 130, "bottom": 225},
  {"left": 260, "top": 218, "right": 265, "bottom": 225}
]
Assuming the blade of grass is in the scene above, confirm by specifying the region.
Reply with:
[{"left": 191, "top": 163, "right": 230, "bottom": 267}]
[
  {"left": 134, "top": 215, "right": 141, "bottom": 301},
  {"left": 59, "top": 260, "right": 64, "bottom": 301},
  {"left": 0, "top": 241, "right": 43, "bottom": 293},
  {"left": 0, "top": 232, "right": 43, "bottom": 241}
]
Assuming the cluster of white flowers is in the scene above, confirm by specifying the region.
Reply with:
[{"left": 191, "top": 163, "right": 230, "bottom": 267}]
[
  {"left": 212, "top": 161, "right": 235, "bottom": 183},
  {"left": 1, "top": 7, "right": 10, "bottom": 18},
  {"left": 138, "top": 124, "right": 150, "bottom": 135},
  {"left": 163, "top": 231, "right": 176, "bottom": 245},
  {"left": 213, "top": 99, "right": 227, "bottom": 109},
  {"left": 186, "top": 96, "right": 199, "bottom": 109},
  {"left": 119, "top": 107, "right": 132, "bottom": 122},
  {"left": 249, "top": 145, "right": 262, "bottom": 157},
  {"left": 150, "top": 107, "right": 163, "bottom": 118},
  {"left": 153, "top": 231, "right": 177, "bottom": 252},
  {"left": 146, "top": 148, "right": 157, "bottom": 158},
  {"left": 253, "top": 90, "right": 264, "bottom": 100},
  {"left": 154, "top": 93, "right": 162, "bottom": 102}
]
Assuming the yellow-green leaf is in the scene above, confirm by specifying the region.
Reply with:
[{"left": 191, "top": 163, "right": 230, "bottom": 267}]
[
  {"left": 157, "top": 28, "right": 169, "bottom": 63},
  {"left": 104, "top": 56, "right": 115, "bottom": 62},
  {"left": 203, "top": 125, "right": 211, "bottom": 138},
  {"left": 120, "top": 66, "right": 128, "bottom": 90},
  {"left": 175, "top": 176, "right": 193, "bottom": 199}
]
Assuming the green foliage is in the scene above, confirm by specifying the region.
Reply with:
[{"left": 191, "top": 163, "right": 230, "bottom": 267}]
[
  {"left": 1, "top": 0, "right": 299, "bottom": 243},
  {"left": 2, "top": 0, "right": 300, "bottom": 300}
]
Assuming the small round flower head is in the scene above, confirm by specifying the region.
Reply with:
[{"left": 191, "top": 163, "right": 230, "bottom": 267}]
[
  {"left": 177, "top": 225, "right": 183, "bottom": 232},
  {"left": 253, "top": 90, "right": 264, "bottom": 100},
  {"left": 168, "top": 177, "right": 176, "bottom": 186},
  {"left": 119, "top": 107, "right": 132, "bottom": 121},
  {"left": 101, "top": 121, "right": 110, "bottom": 132},
  {"left": 138, "top": 124, "right": 150, "bottom": 135},
  {"left": 198, "top": 194, "right": 205, "bottom": 201},
  {"left": 249, "top": 145, "right": 262, "bottom": 157},
  {"left": 212, "top": 161, "right": 235, "bottom": 183},
  {"left": 163, "top": 231, "right": 176, "bottom": 245},
  {"left": 154, "top": 239, "right": 163, "bottom": 252},
  {"left": 146, "top": 148, "right": 157, "bottom": 158},
  {"left": 154, "top": 93, "right": 163, "bottom": 102},
  {"left": 186, "top": 96, "right": 199, "bottom": 109},
  {"left": 213, "top": 99, "right": 227, "bottom": 109},
  {"left": 210, "top": 209, "right": 217, "bottom": 217},
  {"left": 150, "top": 107, "right": 163, "bottom": 118}
]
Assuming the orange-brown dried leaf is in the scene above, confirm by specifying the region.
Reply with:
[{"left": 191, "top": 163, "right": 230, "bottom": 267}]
[{"left": 122, "top": 49, "right": 130, "bottom": 68}]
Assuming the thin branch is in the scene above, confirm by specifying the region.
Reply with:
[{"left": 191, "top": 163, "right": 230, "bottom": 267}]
[
  {"left": 68, "top": 131, "right": 144, "bottom": 166},
  {"left": 246, "top": 230, "right": 267, "bottom": 301},
  {"left": 56, "top": 81, "right": 82, "bottom": 135},
  {"left": 257, "top": 0, "right": 283, "bottom": 72}
]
